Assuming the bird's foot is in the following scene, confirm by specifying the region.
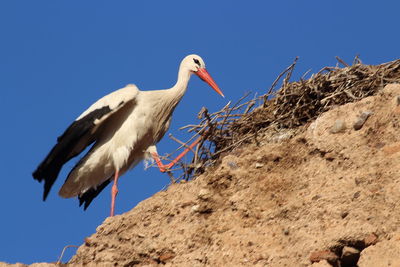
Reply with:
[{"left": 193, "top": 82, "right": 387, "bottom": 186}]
[
  {"left": 151, "top": 136, "right": 203, "bottom": 173},
  {"left": 152, "top": 152, "right": 172, "bottom": 172},
  {"left": 160, "top": 163, "right": 173, "bottom": 173}
]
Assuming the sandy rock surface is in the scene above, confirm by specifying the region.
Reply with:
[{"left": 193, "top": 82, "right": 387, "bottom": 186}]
[{"left": 4, "top": 84, "right": 400, "bottom": 266}]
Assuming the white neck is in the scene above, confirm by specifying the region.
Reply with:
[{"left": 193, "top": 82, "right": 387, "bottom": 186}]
[
  {"left": 170, "top": 65, "right": 192, "bottom": 99},
  {"left": 158, "top": 65, "right": 193, "bottom": 120}
]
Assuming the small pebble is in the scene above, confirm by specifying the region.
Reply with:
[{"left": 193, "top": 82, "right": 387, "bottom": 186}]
[
  {"left": 283, "top": 229, "right": 290, "bottom": 235},
  {"left": 342, "top": 246, "right": 359, "bottom": 257},
  {"left": 84, "top": 237, "right": 92, "bottom": 246},
  {"left": 364, "top": 233, "right": 378, "bottom": 246},
  {"left": 396, "top": 96, "right": 400, "bottom": 106},
  {"left": 159, "top": 252, "right": 176, "bottom": 262},
  {"left": 191, "top": 204, "right": 200, "bottom": 213},
  {"left": 255, "top": 163, "right": 264, "bottom": 168},
  {"left": 309, "top": 250, "right": 338, "bottom": 263},
  {"left": 312, "top": 195, "right": 321, "bottom": 201},
  {"left": 330, "top": 119, "right": 346, "bottom": 133},
  {"left": 324, "top": 152, "right": 335, "bottom": 161},
  {"left": 353, "top": 111, "right": 373, "bottom": 130},
  {"left": 198, "top": 189, "right": 211, "bottom": 200},
  {"left": 227, "top": 161, "right": 239, "bottom": 170},
  {"left": 353, "top": 191, "right": 361, "bottom": 199}
]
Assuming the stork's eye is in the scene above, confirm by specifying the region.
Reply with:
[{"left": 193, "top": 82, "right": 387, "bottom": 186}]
[{"left": 193, "top": 58, "right": 201, "bottom": 66}]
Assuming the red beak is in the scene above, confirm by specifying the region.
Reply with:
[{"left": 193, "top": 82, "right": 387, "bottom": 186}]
[{"left": 195, "top": 68, "right": 225, "bottom": 98}]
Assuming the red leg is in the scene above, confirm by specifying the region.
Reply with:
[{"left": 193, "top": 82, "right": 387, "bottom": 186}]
[
  {"left": 110, "top": 169, "right": 119, "bottom": 217},
  {"left": 152, "top": 136, "right": 202, "bottom": 173}
]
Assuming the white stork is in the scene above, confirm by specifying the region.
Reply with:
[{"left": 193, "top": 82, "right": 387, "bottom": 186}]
[{"left": 33, "top": 54, "right": 224, "bottom": 216}]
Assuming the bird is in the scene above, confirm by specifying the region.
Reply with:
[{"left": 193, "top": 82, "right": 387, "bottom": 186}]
[{"left": 33, "top": 54, "right": 224, "bottom": 216}]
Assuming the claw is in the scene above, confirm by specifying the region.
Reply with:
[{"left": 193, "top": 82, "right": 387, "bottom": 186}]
[{"left": 151, "top": 136, "right": 202, "bottom": 173}]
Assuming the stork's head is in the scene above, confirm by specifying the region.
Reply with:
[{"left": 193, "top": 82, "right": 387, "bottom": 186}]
[{"left": 181, "top": 54, "right": 224, "bottom": 97}]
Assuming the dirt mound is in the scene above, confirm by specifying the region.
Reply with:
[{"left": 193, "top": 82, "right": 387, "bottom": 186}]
[
  {"left": 3, "top": 69, "right": 400, "bottom": 266},
  {"left": 57, "top": 83, "right": 400, "bottom": 266}
]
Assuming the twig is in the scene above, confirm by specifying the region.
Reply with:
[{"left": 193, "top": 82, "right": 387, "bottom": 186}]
[
  {"left": 283, "top": 56, "right": 299, "bottom": 86},
  {"left": 353, "top": 54, "right": 362, "bottom": 65},
  {"left": 219, "top": 92, "right": 252, "bottom": 135},
  {"left": 57, "top": 245, "right": 79, "bottom": 264},
  {"left": 264, "top": 57, "right": 299, "bottom": 106},
  {"left": 168, "top": 134, "right": 196, "bottom": 153},
  {"left": 244, "top": 100, "right": 255, "bottom": 114},
  {"left": 301, "top": 69, "right": 312, "bottom": 80},
  {"left": 336, "top": 56, "right": 350, "bottom": 67}
]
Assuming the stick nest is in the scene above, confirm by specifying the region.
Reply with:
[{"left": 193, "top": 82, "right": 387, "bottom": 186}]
[{"left": 163, "top": 57, "right": 400, "bottom": 181}]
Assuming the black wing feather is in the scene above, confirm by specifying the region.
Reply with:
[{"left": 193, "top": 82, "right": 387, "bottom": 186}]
[
  {"left": 32, "top": 106, "right": 113, "bottom": 200},
  {"left": 79, "top": 178, "right": 112, "bottom": 210}
]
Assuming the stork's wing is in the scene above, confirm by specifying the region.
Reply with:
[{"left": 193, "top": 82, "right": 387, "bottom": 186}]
[{"left": 32, "top": 84, "right": 139, "bottom": 200}]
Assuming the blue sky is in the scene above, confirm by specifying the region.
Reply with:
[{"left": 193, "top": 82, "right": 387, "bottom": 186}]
[{"left": 1, "top": 1, "right": 399, "bottom": 264}]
